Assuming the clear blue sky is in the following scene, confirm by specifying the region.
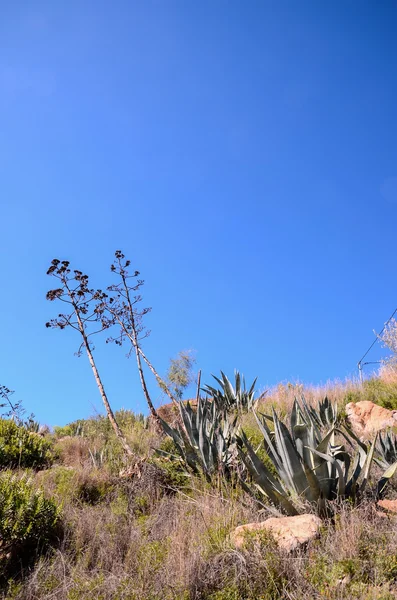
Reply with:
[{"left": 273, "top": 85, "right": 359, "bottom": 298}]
[{"left": 1, "top": 1, "right": 397, "bottom": 425}]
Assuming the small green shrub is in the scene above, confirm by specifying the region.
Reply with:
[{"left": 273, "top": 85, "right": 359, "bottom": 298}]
[
  {"left": 197, "top": 531, "right": 287, "bottom": 600},
  {"left": 151, "top": 437, "right": 190, "bottom": 489},
  {"left": 54, "top": 410, "right": 147, "bottom": 441},
  {"left": 344, "top": 378, "right": 397, "bottom": 411},
  {"left": 38, "top": 466, "right": 113, "bottom": 505},
  {"left": 0, "top": 472, "right": 60, "bottom": 577},
  {"left": 0, "top": 419, "right": 53, "bottom": 469}
]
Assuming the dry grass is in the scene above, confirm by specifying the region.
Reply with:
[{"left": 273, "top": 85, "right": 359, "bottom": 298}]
[
  {"left": 7, "top": 491, "right": 397, "bottom": 600},
  {"left": 5, "top": 374, "right": 397, "bottom": 599},
  {"left": 380, "top": 364, "right": 397, "bottom": 385},
  {"left": 256, "top": 377, "right": 361, "bottom": 418},
  {"left": 7, "top": 478, "right": 257, "bottom": 600}
]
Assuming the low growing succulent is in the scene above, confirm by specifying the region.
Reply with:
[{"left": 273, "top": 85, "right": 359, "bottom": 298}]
[
  {"left": 237, "top": 404, "right": 397, "bottom": 517},
  {"left": 300, "top": 395, "right": 338, "bottom": 429},
  {"left": 203, "top": 371, "right": 258, "bottom": 415},
  {"left": 375, "top": 429, "right": 397, "bottom": 470},
  {"left": 157, "top": 396, "right": 238, "bottom": 481}
]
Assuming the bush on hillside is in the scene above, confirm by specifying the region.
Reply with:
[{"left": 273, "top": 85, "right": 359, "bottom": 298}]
[
  {"left": 0, "top": 472, "right": 60, "bottom": 578},
  {"left": 38, "top": 465, "right": 114, "bottom": 506},
  {"left": 53, "top": 410, "right": 148, "bottom": 441},
  {"left": 345, "top": 378, "right": 397, "bottom": 411},
  {"left": 0, "top": 419, "right": 53, "bottom": 469}
]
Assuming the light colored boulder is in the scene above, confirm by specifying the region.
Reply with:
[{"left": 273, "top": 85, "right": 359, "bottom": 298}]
[
  {"left": 345, "top": 401, "right": 397, "bottom": 438},
  {"left": 230, "top": 514, "right": 322, "bottom": 552},
  {"left": 377, "top": 499, "right": 397, "bottom": 514}
]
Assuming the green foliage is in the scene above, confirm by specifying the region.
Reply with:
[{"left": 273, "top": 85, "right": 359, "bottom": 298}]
[
  {"left": 306, "top": 527, "right": 397, "bottom": 597},
  {"left": 54, "top": 409, "right": 147, "bottom": 441},
  {"left": 157, "top": 396, "right": 238, "bottom": 481},
  {"left": 237, "top": 403, "right": 396, "bottom": 516},
  {"left": 0, "top": 472, "right": 60, "bottom": 576},
  {"left": 344, "top": 378, "right": 397, "bottom": 410},
  {"left": 0, "top": 419, "right": 53, "bottom": 469},
  {"left": 152, "top": 437, "right": 190, "bottom": 489},
  {"left": 164, "top": 350, "right": 196, "bottom": 400},
  {"left": 53, "top": 410, "right": 152, "bottom": 474},
  {"left": 53, "top": 420, "right": 85, "bottom": 438},
  {"left": 239, "top": 423, "right": 277, "bottom": 477},
  {"left": 300, "top": 395, "right": 338, "bottom": 429},
  {"left": 39, "top": 465, "right": 113, "bottom": 505},
  {"left": 376, "top": 429, "right": 397, "bottom": 469},
  {"left": 199, "top": 530, "right": 287, "bottom": 600},
  {"left": 203, "top": 371, "right": 258, "bottom": 414}
]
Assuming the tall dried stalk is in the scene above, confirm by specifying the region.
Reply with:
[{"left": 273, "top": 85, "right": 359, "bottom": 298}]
[{"left": 46, "top": 259, "right": 134, "bottom": 457}]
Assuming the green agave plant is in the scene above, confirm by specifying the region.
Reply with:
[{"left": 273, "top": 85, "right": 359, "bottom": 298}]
[
  {"left": 157, "top": 396, "right": 238, "bottom": 481},
  {"left": 375, "top": 429, "right": 397, "bottom": 470},
  {"left": 202, "top": 371, "right": 258, "bottom": 415},
  {"left": 237, "top": 403, "right": 397, "bottom": 517},
  {"left": 300, "top": 395, "right": 338, "bottom": 429}
]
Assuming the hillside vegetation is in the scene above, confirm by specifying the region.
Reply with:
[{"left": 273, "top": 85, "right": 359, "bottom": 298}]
[
  {"left": 2, "top": 369, "right": 397, "bottom": 600},
  {"left": 2, "top": 253, "right": 397, "bottom": 599}
]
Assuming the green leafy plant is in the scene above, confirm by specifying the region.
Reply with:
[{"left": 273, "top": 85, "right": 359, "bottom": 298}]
[
  {"left": 203, "top": 371, "right": 258, "bottom": 415},
  {"left": 300, "top": 395, "right": 338, "bottom": 429},
  {"left": 0, "top": 472, "right": 60, "bottom": 575},
  {"left": 163, "top": 350, "right": 196, "bottom": 400},
  {"left": 0, "top": 419, "right": 53, "bottom": 469},
  {"left": 237, "top": 403, "right": 397, "bottom": 516},
  {"left": 375, "top": 429, "right": 397, "bottom": 469},
  {"left": 344, "top": 378, "right": 397, "bottom": 411},
  {"left": 157, "top": 396, "right": 238, "bottom": 481}
]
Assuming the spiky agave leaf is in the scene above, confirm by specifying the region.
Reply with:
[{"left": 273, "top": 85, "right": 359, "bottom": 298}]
[
  {"left": 375, "top": 429, "right": 397, "bottom": 470},
  {"left": 157, "top": 396, "right": 238, "bottom": 481},
  {"left": 202, "top": 371, "right": 258, "bottom": 415},
  {"left": 238, "top": 409, "right": 396, "bottom": 517}
]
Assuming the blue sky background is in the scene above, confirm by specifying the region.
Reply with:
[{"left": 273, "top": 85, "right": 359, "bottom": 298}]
[{"left": 1, "top": 1, "right": 397, "bottom": 425}]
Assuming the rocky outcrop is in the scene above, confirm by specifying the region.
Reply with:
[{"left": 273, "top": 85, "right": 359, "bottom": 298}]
[
  {"left": 152, "top": 399, "right": 199, "bottom": 429},
  {"left": 345, "top": 401, "right": 397, "bottom": 438},
  {"left": 230, "top": 514, "right": 322, "bottom": 552},
  {"left": 377, "top": 499, "right": 397, "bottom": 514}
]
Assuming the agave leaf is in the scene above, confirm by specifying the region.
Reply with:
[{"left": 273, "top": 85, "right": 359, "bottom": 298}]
[
  {"left": 222, "top": 374, "right": 236, "bottom": 406},
  {"left": 254, "top": 411, "right": 290, "bottom": 485},
  {"left": 301, "top": 460, "right": 322, "bottom": 502},
  {"left": 157, "top": 417, "right": 183, "bottom": 450},
  {"left": 290, "top": 400, "right": 300, "bottom": 433},
  {"left": 309, "top": 447, "right": 346, "bottom": 498},
  {"left": 261, "top": 485, "right": 300, "bottom": 516},
  {"left": 237, "top": 432, "right": 285, "bottom": 495},
  {"left": 377, "top": 459, "right": 397, "bottom": 498},
  {"left": 359, "top": 433, "right": 377, "bottom": 496},
  {"left": 235, "top": 371, "right": 241, "bottom": 400},
  {"left": 248, "top": 377, "right": 257, "bottom": 398},
  {"left": 272, "top": 410, "right": 309, "bottom": 497},
  {"left": 294, "top": 423, "right": 316, "bottom": 471},
  {"left": 179, "top": 401, "right": 195, "bottom": 445},
  {"left": 340, "top": 424, "right": 368, "bottom": 452}
]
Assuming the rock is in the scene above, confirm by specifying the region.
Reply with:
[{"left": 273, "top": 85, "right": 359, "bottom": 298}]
[
  {"left": 345, "top": 401, "right": 397, "bottom": 438},
  {"left": 151, "top": 399, "right": 200, "bottom": 429},
  {"left": 230, "top": 514, "right": 322, "bottom": 552},
  {"left": 377, "top": 499, "right": 397, "bottom": 514}
]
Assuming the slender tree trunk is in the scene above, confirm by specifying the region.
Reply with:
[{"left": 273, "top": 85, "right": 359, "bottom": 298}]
[
  {"left": 74, "top": 306, "right": 134, "bottom": 457},
  {"left": 120, "top": 275, "right": 162, "bottom": 427},
  {"left": 137, "top": 346, "right": 179, "bottom": 407}
]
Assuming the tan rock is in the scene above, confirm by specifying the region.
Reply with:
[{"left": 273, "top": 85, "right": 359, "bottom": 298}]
[
  {"left": 230, "top": 514, "right": 322, "bottom": 552},
  {"left": 377, "top": 499, "right": 397, "bottom": 514},
  {"left": 345, "top": 401, "right": 397, "bottom": 438}
]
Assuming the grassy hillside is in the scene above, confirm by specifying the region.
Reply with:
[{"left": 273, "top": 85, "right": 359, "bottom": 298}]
[{"left": 2, "top": 369, "right": 397, "bottom": 599}]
